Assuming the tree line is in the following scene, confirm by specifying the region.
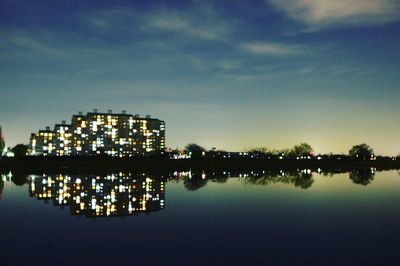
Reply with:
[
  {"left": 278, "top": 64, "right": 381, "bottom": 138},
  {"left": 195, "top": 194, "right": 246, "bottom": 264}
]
[{"left": 184, "top": 142, "right": 392, "bottom": 160}]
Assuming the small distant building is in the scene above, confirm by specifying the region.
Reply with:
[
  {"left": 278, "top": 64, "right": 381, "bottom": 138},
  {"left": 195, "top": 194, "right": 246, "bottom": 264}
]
[{"left": 29, "top": 110, "right": 165, "bottom": 157}]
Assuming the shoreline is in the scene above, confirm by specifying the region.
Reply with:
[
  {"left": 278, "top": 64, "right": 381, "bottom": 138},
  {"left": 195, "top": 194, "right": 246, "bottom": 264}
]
[{"left": 1, "top": 156, "right": 399, "bottom": 174}]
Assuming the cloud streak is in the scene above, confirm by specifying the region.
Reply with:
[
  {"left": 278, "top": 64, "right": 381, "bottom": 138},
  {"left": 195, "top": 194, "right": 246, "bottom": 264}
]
[
  {"left": 144, "top": 8, "right": 230, "bottom": 40},
  {"left": 83, "top": 3, "right": 232, "bottom": 41},
  {"left": 268, "top": 0, "right": 400, "bottom": 30},
  {"left": 240, "top": 42, "right": 303, "bottom": 56},
  {"left": 83, "top": 8, "right": 141, "bottom": 33},
  {"left": 0, "top": 27, "right": 66, "bottom": 58}
]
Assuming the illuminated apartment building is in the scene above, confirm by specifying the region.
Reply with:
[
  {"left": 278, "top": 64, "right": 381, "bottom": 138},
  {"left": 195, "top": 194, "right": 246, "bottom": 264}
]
[
  {"left": 30, "top": 127, "right": 55, "bottom": 156},
  {"left": 54, "top": 121, "right": 73, "bottom": 156},
  {"left": 29, "top": 110, "right": 166, "bottom": 157},
  {"left": 28, "top": 173, "right": 166, "bottom": 217}
]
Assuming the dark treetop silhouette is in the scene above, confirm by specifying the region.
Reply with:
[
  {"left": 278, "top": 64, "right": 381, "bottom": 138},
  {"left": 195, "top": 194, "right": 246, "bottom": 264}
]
[
  {"left": 11, "top": 144, "right": 28, "bottom": 157},
  {"left": 0, "top": 125, "right": 5, "bottom": 155},
  {"left": 349, "top": 144, "right": 374, "bottom": 160}
]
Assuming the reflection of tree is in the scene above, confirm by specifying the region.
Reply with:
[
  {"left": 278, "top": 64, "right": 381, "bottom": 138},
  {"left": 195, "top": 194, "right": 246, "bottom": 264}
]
[
  {"left": 210, "top": 177, "right": 229, "bottom": 183},
  {"left": 11, "top": 172, "right": 28, "bottom": 186},
  {"left": 349, "top": 169, "right": 375, "bottom": 186},
  {"left": 183, "top": 176, "right": 208, "bottom": 191},
  {"left": 292, "top": 173, "right": 314, "bottom": 189},
  {"left": 322, "top": 172, "right": 334, "bottom": 178},
  {"left": 276, "top": 174, "right": 291, "bottom": 184},
  {"left": 245, "top": 173, "right": 279, "bottom": 186},
  {"left": 244, "top": 170, "right": 314, "bottom": 189},
  {"left": 0, "top": 178, "right": 3, "bottom": 201}
]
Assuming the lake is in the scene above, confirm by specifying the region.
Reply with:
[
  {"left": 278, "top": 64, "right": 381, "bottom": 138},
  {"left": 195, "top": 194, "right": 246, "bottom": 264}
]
[{"left": 1, "top": 168, "right": 400, "bottom": 265}]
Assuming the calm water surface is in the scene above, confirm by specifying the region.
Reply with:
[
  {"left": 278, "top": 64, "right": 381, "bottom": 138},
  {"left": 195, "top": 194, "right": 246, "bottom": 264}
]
[{"left": 1, "top": 169, "right": 400, "bottom": 265}]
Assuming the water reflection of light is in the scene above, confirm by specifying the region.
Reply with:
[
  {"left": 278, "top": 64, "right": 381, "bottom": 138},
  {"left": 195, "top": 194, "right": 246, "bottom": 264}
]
[{"left": 28, "top": 173, "right": 165, "bottom": 218}]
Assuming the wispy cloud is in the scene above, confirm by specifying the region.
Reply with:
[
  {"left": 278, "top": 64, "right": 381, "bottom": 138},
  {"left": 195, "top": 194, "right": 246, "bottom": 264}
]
[
  {"left": 82, "top": 3, "right": 232, "bottom": 41},
  {"left": 187, "top": 56, "right": 242, "bottom": 72},
  {"left": 316, "top": 64, "right": 379, "bottom": 77},
  {"left": 267, "top": 0, "right": 400, "bottom": 31},
  {"left": 0, "top": 27, "right": 66, "bottom": 58},
  {"left": 240, "top": 42, "right": 303, "bottom": 56},
  {"left": 218, "top": 72, "right": 282, "bottom": 82},
  {"left": 143, "top": 5, "right": 231, "bottom": 41},
  {"left": 215, "top": 60, "right": 241, "bottom": 70},
  {"left": 83, "top": 8, "right": 139, "bottom": 32}
]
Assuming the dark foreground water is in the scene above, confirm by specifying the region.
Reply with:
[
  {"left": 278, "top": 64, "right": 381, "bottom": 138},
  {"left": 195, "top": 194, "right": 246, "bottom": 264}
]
[{"left": 1, "top": 169, "right": 400, "bottom": 265}]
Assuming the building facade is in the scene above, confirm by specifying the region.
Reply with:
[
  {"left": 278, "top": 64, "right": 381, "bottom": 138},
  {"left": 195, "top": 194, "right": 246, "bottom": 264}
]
[{"left": 29, "top": 110, "right": 165, "bottom": 157}]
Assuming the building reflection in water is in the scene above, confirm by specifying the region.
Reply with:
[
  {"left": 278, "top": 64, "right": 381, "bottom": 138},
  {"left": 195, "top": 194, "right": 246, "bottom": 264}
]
[
  {"left": 0, "top": 175, "right": 4, "bottom": 201},
  {"left": 28, "top": 173, "right": 165, "bottom": 218},
  {"left": 0, "top": 167, "right": 384, "bottom": 215}
]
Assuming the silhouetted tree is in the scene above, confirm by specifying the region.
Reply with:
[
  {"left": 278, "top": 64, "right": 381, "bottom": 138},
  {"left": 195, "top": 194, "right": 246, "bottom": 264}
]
[
  {"left": 290, "top": 143, "right": 314, "bottom": 157},
  {"left": 246, "top": 147, "right": 280, "bottom": 158},
  {"left": 0, "top": 125, "right": 5, "bottom": 155},
  {"left": 349, "top": 169, "right": 375, "bottom": 186},
  {"left": 247, "top": 147, "right": 270, "bottom": 154},
  {"left": 349, "top": 144, "right": 374, "bottom": 160},
  {"left": 11, "top": 144, "right": 28, "bottom": 157},
  {"left": 277, "top": 148, "right": 291, "bottom": 157},
  {"left": 185, "top": 143, "right": 205, "bottom": 153},
  {"left": 185, "top": 143, "right": 205, "bottom": 158}
]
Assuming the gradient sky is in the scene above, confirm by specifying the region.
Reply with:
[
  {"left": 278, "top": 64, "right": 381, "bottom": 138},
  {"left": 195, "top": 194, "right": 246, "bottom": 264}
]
[{"left": 0, "top": 0, "right": 399, "bottom": 155}]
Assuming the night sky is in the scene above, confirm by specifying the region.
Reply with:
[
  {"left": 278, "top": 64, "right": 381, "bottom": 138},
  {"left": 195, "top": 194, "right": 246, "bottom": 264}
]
[{"left": 0, "top": 0, "right": 399, "bottom": 155}]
